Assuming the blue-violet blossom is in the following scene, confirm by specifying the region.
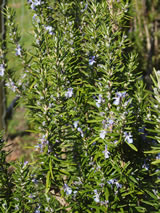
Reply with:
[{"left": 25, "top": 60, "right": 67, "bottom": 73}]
[
  {"left": 15, "top": 44, "right": 22, "bottom": 56},
  {"left": 77, "top": 127, "right": 84, "bottom": 137},
  {"left": 65, "top": 88, "right": 73, "bottom": 98},
  {"left": 96, "top": 94, "right": 103, "bottom": 108},
  {"left": 93, "top": 189, "right": 100, "bottom": 203},
  {"left": 0, "top": 64, "right": 5, "bottom": 76},
  {"left": 28, "top": 0, "right": 42, "bottom": 10},
  {"left": 100, "top": 130, "right": 106, "bottom": 139},
  {"left": 63, "top": 184, "right": 72, "bottom": 195},
  {"left": 102, "top": 145, "right": 110, "bottom": 159},
  {"left": 73, "top": 120, "right": 79, "bottom": 128},
  {"left": 89, "top": 56, "right": 96, "bottom": 65},
  {"left": 45, "top": 26, "right": 54, "bottom": 35},
  {"left": 113, "top": 91, "right": 126, "bottom": 105},
  {"left": 124, "top": 131, "right": 133, "bottom": 144}
]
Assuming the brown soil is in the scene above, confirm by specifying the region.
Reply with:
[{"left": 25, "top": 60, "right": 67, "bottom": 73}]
[
  {"left": 5, "top": 133, "right": 37, "bottom": 162},
  {"left": 4, "top": 107, "right": 38, "bottom": 162}
]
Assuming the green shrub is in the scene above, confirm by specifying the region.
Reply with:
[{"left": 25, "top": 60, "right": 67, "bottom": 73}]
[{"left": 0, "top": 0, "right": 159, "bottom": 212}]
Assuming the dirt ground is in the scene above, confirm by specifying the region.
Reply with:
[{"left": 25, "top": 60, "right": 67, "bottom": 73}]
[{"left": 4, "top": 107, "right": 38, "bottom": 162}]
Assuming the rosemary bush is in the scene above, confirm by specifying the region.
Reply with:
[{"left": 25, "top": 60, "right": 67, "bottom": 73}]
[{"left": 0, "top": 0, "right": 159, "bottom": 212}]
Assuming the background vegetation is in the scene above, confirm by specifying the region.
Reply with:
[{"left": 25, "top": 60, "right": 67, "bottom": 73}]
[{"left": 0, "top": 0, "right": 160, "bottom": 212}]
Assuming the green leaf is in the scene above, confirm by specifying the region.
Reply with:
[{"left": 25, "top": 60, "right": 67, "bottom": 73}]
[
  {"left": 89, "top": 137, "right": 99, "bottom": 146},
  {"left": 46, "top": 171, "right": 51, "bottom": 193},
  {"left": 127, "top": 143, "right": 138, "bottom": 151},
  {"left": 59, "top": 169, "right": 70, "bottom": 175},
  {"left": 151, "top": 159, "right": 160, "bottom": 165},
  {"left": 122, "top": 190, "right": 134, "bottom": 197},
  {"left": 134, "top": 207, "right": 146, "bottom": 212},
  {"left": 144, "top": 150, "right": 160, "bottom": 154},
  {"left": 144, "top": 189, "right": 158, "bottom": 200},
  {"left": 141, "top": 200, "right": 156, "bottom": 207},
  {"left": 49, "top": 158, "right": 54, "bottom": 180}
]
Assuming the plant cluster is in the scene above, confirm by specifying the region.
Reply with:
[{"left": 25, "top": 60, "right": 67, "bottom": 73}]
[{"left": 0, "top": 0, "right": 159, "bottom": 212}]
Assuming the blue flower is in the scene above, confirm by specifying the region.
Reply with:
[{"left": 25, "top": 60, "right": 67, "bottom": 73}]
[
  {"left": 100, "top": 130, "right": 106, "bottom": 139},
  {"left": 102, "top": 145, "right": 110, "bottom": 159},
  {"left": 15, "top": 205, "right": 19, "bottom": 210},
  {"left": 45, "top": 25, "right": 54, "bottom": 35},
  {"left": 65, "top": 88, "right": 73, "bottom": 98},
  {"left": 73, "top": 120, "right": 79, "bottom": 128},
  {"left": 35, "top": 135, "right": 48, "bottom": 152},
  {"left": 32, "top": 14, "right": 40, "bottom": 23},
  {"left": 142, "top": 160, "right": 149, "bottom": 170},
  {"left": 23, "top": 161, "right": 28, "bottom": 168},
  {"left": 115, "top": 180, "right": 122, "bottom": 188},
  {"left": 77, "top": 127, "right": 84, "bottom": 137},
  {"left": 32, "top": 178, "right": 38, "bottom": 184},
  {"left": 113, "top": 91, "right": 126, "bottom": 105},
  {"left": 35, "top": 143, "right": 43, "bottom": 152},
  {"left": 0, "top": 64, "right": 5, "bottom": 76},
  {"left": 89, "top": 56, "right": 96, "bottom": 65},
  {"left": 93, "top": 189, "right": 100, "bottom": 203},
  {"left": 15, "top": 44, "right": 22, "bottom": 56},
  {"left": 102, "top": 118, "right": 114, "bottom": 131},
  {"left": 107, "top": 179, "right": 115, "bottom": 185},
  {"left": 100, "top": 200, "right": 109, "bottom": 205},
  {"left": 5, "top": 80, "right": 17, "bottom": 92},
  {"left": 108, "top": 118, "right": 114, "bottom": 125},
  {"left": 156, "top": 153, "right": 160, "bottom": 160},
  {"left": 124, "top": 131, "right": 133, "bottom": 144},
  {"left": 28, "top": 0, "right": 42, "bottom": 10},
  {"left": 64, "top": 184, "right": 72, "bottom": 195},
  {"left": 28, "top": 194, "right": 34, "bottom": 199},
  {"left": 96, "top": 94, "right": 103, "bottom": 108}
]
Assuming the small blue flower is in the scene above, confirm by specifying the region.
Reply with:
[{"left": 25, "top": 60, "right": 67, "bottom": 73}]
[
  {"left": 15, "top": 44, "right": 22, "bottom": 56},
  {"left": 35, "top": 143, "right": 43, "bottom": 152},
  {"left": 102, "top": 118, "right": 114, "bottom": 132},
  {"left": 107, "top": 179, "right": 115, "bottom": 185},
  {"left": 108, "top": 118, "right": 114, "bottom": 125},
  {"left": 100, "top": 130, "right": 106, "bottom": 139},
  {"left": 45, "top": 25, "right": 54, "bottom": 35},
  {"left": 28, "top": 0, "right": 42, "bottom": 10},
  {"left": 35, "top": 135, "right": 48, "bottom": 152},
  {"left": 73, "top": 120, "right": 79, "bottom": 128},
  {"left": 28, "top": 194, "right": 34, "bottom": 199},
  {"left": 100, "top": 200, "right": 109, "bottom": 205},
  {"left": 96, "top": 94, "right": 103, "bottom": 108},
  {"left": 89, "top": 56, "right": 96, "bottom": 65},
  {"left": 142, "top": 160, "right": 149, "bottom": 170},
  {"left": 0, "top": 64, "right": 5, "bottom": 77},
  {"left": 124, "top": 131, "right": 133, "bottom": 144},
  {"left": 84, "top": 3, "right": 88, "bottom": 10},
  {"left": 32, "top": 178, "right": 38, "bottom": 184},
  {"left": 156, "top": 153, "right": 160, "bottom": 160},
  {"left": 102, "top": 145, "right": 110, "bottom": 159},
  {"left": 5, "top": 80, "right": 17, "bottom": 92},
  {"left": 15, "top": 205, "right": 19, "bottom": 210},
  {"left": 64, "top": 184, "right": 72, "bottom": 195},
  {"left": 65, "top": 88, "right": 73, "bottom": 98},
  {"left": 115, "top": 181, "right": 122, "bottom": 188},
  {"left": 93, "top": 189, "right": 100, "bottom": 203},
  {"left": 113, "top": 91, "right": 126, "bottom": 105},
  {"left": 23, "top": 161, "right": 28, "bottom": 167},
  {"left": 77, "top": 127, "right": 84, "bottom": 137},
  {"left": 0, "top": 64, "right": 5, "bottom": 76}
]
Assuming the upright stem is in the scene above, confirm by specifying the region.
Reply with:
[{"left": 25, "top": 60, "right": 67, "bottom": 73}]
[{"left": 0, "top": 0, "right": 6, "bottom": 131}]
